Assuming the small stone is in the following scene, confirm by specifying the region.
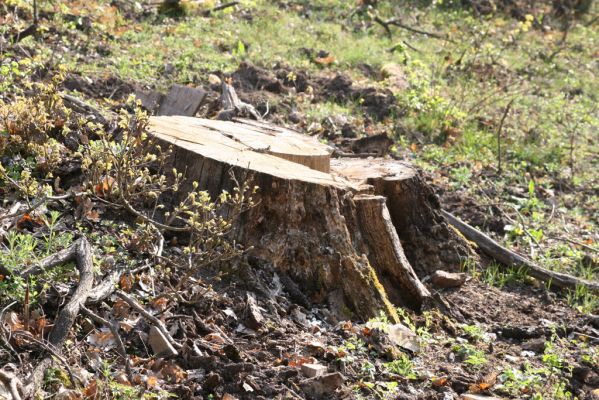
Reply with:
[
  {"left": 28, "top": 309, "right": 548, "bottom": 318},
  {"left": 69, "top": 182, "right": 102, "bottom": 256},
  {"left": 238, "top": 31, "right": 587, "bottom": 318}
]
[
  {"left": 300, "top": 372, "right": 345, "bottom": 398},
  {"left": 204, "top": 372, "right": 222, "bottom": 391},
  {"left": 245, "top": 293, "right": 264, "bottom": 330},
  {"left": 521, "top": 338, "right": 545, "bottom": 353},
  {"left": 301, "top": 363, "right": 328, "bottom": 378},
  {"left": 431, "top": 270, "right": 467, "bottom": 288},
  {"left": 388, "top": 323, "right": 420, "bottom": 353},
  {"left": 208, "top": 74, "right": 222, "bottom": 86},
  {"left": 147, "top": 325, "right": 178, "bottom": 358}
]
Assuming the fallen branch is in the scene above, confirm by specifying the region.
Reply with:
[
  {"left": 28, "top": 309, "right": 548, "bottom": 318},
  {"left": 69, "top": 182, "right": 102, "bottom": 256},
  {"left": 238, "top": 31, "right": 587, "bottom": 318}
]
[
  {"left": 22, "top": 237, "right": 95, "bottom": 398},
  {"left": 86, "top": 270, "right": 122, "bottom": 304},
  {"left": 202, "top": 1, "right": 239, "bottom": 16},
  {"left": 0, "top": 369, "right": 22, "bottom": 400},
  {"left": 442, "top": 210, "right": 599, "bottom": 294},
  {"left": 61, "top": 93, "right": 115, "bottom": 125}
]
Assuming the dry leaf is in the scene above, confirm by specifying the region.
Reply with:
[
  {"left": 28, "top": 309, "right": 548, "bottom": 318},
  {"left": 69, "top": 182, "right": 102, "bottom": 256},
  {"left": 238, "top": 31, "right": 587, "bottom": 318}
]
[
  {"left": 87, "top": 328, "right": 116, "bottom": 348},
  {"left": 204, "top": 333, "right": 226, "bottom": 344},
  {"left": 314, "top": 55, "right": 335, "bottom": 65},
  {"left": 3, "top": 311, "right": 24, "bottom": 331},
  {"left": 114, "top": 372, "right": 130, "bottom": 385},
  {"left": 85, "top": 209, "right": 101, "bottom": 223},
  {"left": 432, "top": 377, "right": 448, "bottom": 387},
  {"left": 16, "top": 213, "right": 43, "bottom": 230},
  {"left": 113, "top": 298, "right": 130, "bottom": 318},
  {"left": 152, "top": 297, "right": 168, "bottom": 312},
  {"left": 94, "top": 177, "right": 115, "bottom": 197},
  {"left": 160, "top": 363, "right": 186, "bottom": 383},
  {"left": 83, "top": 379, "right": 98, "bottom": 399},
  {"left": 469, "top": 371, "right": 498, "bottom": 392},
  {"left": 119, "top": 274, "right": 134, "bottom": 292},
  {"left": 146, "top": 375, "right": 158, "bottom": 388}
]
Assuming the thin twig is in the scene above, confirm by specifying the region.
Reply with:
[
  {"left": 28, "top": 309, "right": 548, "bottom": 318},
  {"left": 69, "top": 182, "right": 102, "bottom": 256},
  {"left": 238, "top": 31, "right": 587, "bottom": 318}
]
[
  {"left": 115, "top": 291, "right": 181, "bottom": 350},
  {"left": 496, "top": 99, "right": 514, "bottom": 176},
  {"left": 374, "top": 16, "right": 454, "bottom": 43},
  {"left": 80, "top": 306, "right": 133, "bottom": 381}
]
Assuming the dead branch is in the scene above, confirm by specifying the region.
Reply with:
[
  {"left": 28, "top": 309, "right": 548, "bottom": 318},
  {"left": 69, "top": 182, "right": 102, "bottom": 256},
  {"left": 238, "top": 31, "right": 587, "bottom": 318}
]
[
  {"left": 86, "top": 270, "right": 122, "bottom": 304},
  {"left": 115, "top": 290, "right": 181, "bottom": 351},
  {"left": 442, "top": 210, "right": 599, "bottom": 294},
  {"left": 217, "top": 82, "right": 261, "bottom": 121},
  {"left": 203, "top": 1, "right": 239, "bottom": 16},
  {"left": 19, "top": 239, "right": 88, "bottom": 277},
  {"left": 22, "top": 237, "right": 95, "bottom": 398},
  {"left": 61, "top": 93, "right": 115, "bottom": 125},
  {"left": 496, "top": 99, "right": 514, "bottom": 176},
  {"left": 374, "top": 16, "right": 454, "bottom": 43},
  {"left": 0, "top": 369, "right": 22, "bottom": 400},
  {"left": 80, "top": 306, "right": 133, "bottom": 381}
]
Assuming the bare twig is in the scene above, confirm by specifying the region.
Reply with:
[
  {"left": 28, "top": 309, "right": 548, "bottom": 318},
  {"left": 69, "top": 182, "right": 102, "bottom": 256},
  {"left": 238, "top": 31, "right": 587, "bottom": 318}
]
[
  {"left": 81, "top": 306, "right": 133, "bottom": 381},
  {"left": 551, "top": 236, "right": 599, "bottom": 254},
  {"left": 374, "top": 16, "right": 454, "bottom": 43},
  {"left": 496, "top": 99, "right": 514, "bottom": 176},
  {"left": 115, "top": 290, "right": 181, "bottom": 350}
]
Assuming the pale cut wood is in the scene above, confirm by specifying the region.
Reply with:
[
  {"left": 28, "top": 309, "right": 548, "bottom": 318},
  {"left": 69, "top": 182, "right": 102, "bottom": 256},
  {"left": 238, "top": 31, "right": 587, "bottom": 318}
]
[{"left": 150, "top": 116, "right": 333, "bottom": 173}]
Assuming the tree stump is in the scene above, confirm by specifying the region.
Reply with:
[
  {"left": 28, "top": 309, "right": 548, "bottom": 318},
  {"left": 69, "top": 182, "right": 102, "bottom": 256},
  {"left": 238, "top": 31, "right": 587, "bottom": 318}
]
[{"left": 148, "top": 116, "right": 473, "bottom": 321}]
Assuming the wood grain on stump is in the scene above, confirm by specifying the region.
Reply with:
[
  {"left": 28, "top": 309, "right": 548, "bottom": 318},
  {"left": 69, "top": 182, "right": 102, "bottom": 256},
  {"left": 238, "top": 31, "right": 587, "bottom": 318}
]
[{"left": 149, "top": 116, "right": 472, "bottom": 321}]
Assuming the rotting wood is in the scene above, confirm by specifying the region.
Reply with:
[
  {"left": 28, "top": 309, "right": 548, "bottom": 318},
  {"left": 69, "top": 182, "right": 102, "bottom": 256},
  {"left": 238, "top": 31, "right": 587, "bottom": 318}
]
[
  {"left": 331, "top": 158, "right": 473, "bottom": 277},
  {"left": 354, "top": 195, "right": 431, "bottom": 309},
  {"left": 148, "top": 116, "right": 474, "bottom": 320},
  {"left": 157, "top": 84, "right": 206, "bottom": 117},
  {"left": 442, "top": 210, "right": 599, "bottom": 294},
  {"left": 217, "top": 82, "right": 261, "bottom": 121}
]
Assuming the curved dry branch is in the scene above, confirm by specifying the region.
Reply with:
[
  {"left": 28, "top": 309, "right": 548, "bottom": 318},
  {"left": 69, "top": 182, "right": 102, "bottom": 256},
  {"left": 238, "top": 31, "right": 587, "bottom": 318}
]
[{"left": 22, "top": 237, "right": 95, "bottom": 398}]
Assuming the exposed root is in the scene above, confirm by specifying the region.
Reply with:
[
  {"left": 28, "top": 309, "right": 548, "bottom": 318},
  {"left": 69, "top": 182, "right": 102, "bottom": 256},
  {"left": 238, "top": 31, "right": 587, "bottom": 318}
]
[{"left": 22, "top": 238, "right": 95, "bottom": 398}]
